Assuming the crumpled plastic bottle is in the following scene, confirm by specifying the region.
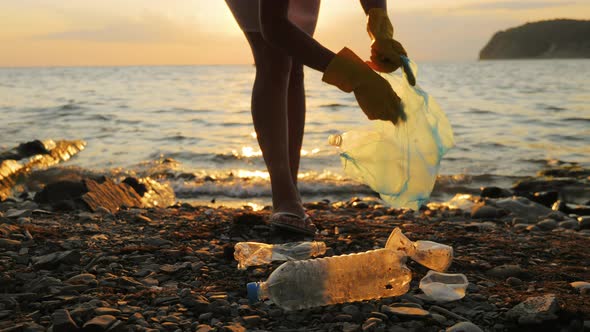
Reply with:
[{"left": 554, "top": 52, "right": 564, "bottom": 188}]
[
  {"left": 385, "top": 227, "right": 453, "bottom": 272},
  {"left": 234, "top": 241, "right": 327, "bottom": 270},
  {"left": 419, "top": 270, "right": 468, "bottom": 302},
  {"left": 328, "top": 57, "right": 454, "bottom": 209}
]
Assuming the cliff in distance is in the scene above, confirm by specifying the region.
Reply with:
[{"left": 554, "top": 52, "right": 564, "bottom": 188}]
[{"left": 480, "top": 19, "right": 590, "bottom": 59}]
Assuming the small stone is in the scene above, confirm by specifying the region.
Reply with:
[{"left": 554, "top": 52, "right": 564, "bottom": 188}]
[
  {"left": 52, "top": 309, "right": 79, "bottom": 332},
  {"left": 382, "top": 306, "right": 430, "bottom": 318},
  {"left": 144, "top": 237, "right": 173, "bottom": 247},
  {"left": 22, "top": 322, "right": 45, "bottom": 332},
  {"left": 537, "top": 219, "right": 557, "bottom": 231},
  {"left": 398, "top": 293, "right": 424, "bottom": 305},
  {"left": 362, "top": 317, "right": 382, "bottom": 331},
  {"left": 333, "top": 314, "right": 353, "bottom": 322},
  {"left": 161, "top": 322, "right": 178, "bottom": 330},
  {"left": 33, "top": 250, "right": 81, "bottom": 269},
  {"left": 480, "top": 186, "right": 512, "bottom": 198},
  {"left": 83, "top": 315, "right": 117, "bottom": 331},
  {"left": 220, "top": 322, "right": 246, "bottom": 332},
  {"left": 471, "top": 204, "right": 500, "bottom": 219},
  {"left": 198, "top": 312, "right": 213, "bottom": 321},
  {"left": 0, "top": 238, "right": 21, "bottom": 249},
  {"left": 342, "top": 322, "right": 361, "bottom": 332},
  {"left": 369, "top": 311, "right": 388, "bottom": 321},
  {"left": 506, "top": 277, "right": 523, "bottom": 286},
  {"left": 65, "top": 273, "right": 97, "bottom": 285},
  {"left": 430, "top": 313, "right": 447, "bottom": 324},
  {"left": 342, "top": 305, "right": 361, "bottom": 318},
  {"left": 512, "top": 217, "right": 531, "bottom": 225},
  {"left": 463, "top": 222, "right": 496, "bottom": 232},
  {"left": 391, "top": 302, "right": 422, "bottom": 309},
  {"left": 94, "top": 307, "right": 121, "bottom": 316},
  {"left": 486, "top": 264, "right": 525, "bottom": 279},
  {"left": 5, "top": 209, "right": 31, "bottom": 218},
  {"left": 241, "top": 315, "right": 261, "bottom": 327},
  {"left": 578, "top": 216, "right": 590, "bottom": 229},
  {"left": 570, "top": 281, "right": 590, "bottom": 294},
  {"left": 506, "top": 294, "right": 558, "bottom": 325},
  {"left": 194, "top": 324, "right": 214, "bottom": 332},
  {"left": 446, "top": 321, "right": 484, "bottom": 332},
  {"left": 558, "top": 219, "right": 579, "bottom": 230}
]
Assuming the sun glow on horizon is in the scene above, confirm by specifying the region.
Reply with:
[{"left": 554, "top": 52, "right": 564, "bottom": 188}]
[{"left": 1, "top": 0, "right": 589, "bottom": 67}]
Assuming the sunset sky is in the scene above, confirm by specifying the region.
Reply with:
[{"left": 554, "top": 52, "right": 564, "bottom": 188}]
[{"left": 1, "top": 0, "right": 587, "bottom": 67}]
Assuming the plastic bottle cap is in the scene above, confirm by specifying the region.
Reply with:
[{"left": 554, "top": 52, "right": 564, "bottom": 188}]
[
  {"left": 246, "top": 282, "right": 260, "bottom": 304},
  {"left": 328, "top": 134, "right": 342, "bottom": 147}
]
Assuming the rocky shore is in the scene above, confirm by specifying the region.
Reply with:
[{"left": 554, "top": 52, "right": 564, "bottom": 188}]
[
  {"left": 1, "top": 171, "right": 589, "bottom": 331},
  {"left": 0, "top": 141, "right": 589, "bottom": 331}
]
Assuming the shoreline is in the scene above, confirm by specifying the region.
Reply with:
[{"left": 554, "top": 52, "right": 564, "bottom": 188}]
[
  {"left": 1, "top": 186, "right": 589, "bottom": 331},
  {"left": 1, "top": 146, "right": 589, "bottom": 331}
]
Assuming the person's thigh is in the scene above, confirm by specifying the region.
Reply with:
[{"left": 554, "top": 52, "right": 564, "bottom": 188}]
[
  {"left": 244, "top": 32, "right": 292, "bottom": 76},
  {"left": 226, "top": 0, "right": 320, "bottom": 35}
]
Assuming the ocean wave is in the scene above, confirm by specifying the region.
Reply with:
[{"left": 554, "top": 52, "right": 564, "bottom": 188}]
[
  {"left": 562, "top": 117, "right": 590, "bottom": 123},
  {"left": 59, "top": 102, "right": 83, "bottom": 111},
  {"left": 469, "top": 108, "right": 495, "bottom": 115},
  {"left": 319, "top": 103, "right": 347, "bottom": 108}
]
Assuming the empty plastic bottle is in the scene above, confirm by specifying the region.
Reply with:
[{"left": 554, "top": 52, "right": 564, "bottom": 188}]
[
  {"left": 247, "top": 248, "right": 411, "bottom": 310},
  {"left": 385, "top": 227, "right": 453, "bottom": 272},
  {"left": 419, "top": 270, "right": 468, "bottom": 302},
  {"left": 234, "top": 241, "right": 327, "bottom": 270}
]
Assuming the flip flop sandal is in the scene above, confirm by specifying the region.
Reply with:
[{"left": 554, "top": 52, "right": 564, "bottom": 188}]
[{"left": 270, "top": 212, "right": 318, "bottom": 236}]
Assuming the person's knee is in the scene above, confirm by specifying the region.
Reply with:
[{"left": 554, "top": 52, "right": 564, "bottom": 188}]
[
  {"left": 290, "top": 63, "right": 304, "bottom": 82},
  {"left": 256, "top": 55, "right": 292, "bottom": 78}
]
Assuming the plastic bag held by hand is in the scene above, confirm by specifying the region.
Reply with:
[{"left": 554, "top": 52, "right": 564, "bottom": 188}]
[
  {"left": 328, "top": 57, "right": 454, "bottom": 209},
  {"left": 234, "top": 241, "right": 327, "bottom": 270},
  {"left": 385, "top": 227, "right": 453, "bottom": 272}
]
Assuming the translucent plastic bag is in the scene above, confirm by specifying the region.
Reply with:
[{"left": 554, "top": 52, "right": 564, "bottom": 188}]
[{"left": 328, "top": 57, "right": 454, "bottom": 209}]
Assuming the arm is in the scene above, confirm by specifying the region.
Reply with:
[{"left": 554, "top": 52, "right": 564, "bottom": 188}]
[
  {"left": 259, "top": 0, "right": 334, "bottom": 72},
  {"left": 261, "top": 0, "right": 403, "bottom": 124},
  {"left": 359, "top": 0, "right": 386, "bottom": 14}
]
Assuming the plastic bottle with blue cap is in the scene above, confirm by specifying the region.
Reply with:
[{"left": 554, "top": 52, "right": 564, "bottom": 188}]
[{"left": 247, "top": 248, "right": 411, "bottom": 310}]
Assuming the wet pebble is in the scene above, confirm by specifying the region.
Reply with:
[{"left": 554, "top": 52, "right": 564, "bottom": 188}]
[
  {"left": 83, "top": 315, "right": 118, "bottom": 331},
  {"left": 578, "top": 216, "right": 590, "bottom": 229},
  {"left": 486, "top": 264, "right": 525, "bottom": 279},
  {"left": 506, "top": 294, "right": 558, "bottom": 325},
  {"left": 446, "top": 321, "right": 484, "bottom": 332},
  {"left": 506, "top": 277, "right": 523, "bottom": 287},
  {"left": 537, "top": 219, "right": 557, "bottom": 231}
]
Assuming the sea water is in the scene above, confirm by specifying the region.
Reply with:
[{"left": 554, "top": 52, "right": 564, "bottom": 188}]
[{"left": 0, "top": 60, "right": 588, "bottom": 207}]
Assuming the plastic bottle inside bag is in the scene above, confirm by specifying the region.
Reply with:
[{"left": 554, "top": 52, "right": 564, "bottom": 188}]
[
  {"left": 328, "top": 56, "right": 454, "bottom": 209},
  {"left": 247, "top": 248, "right": 411, "bottom": 310},
  {"left": 234, "top": 241, "right": 327, "bottom": 270},
  {"left": 385, "top": 227, "right": 453, "bottom": 272}
]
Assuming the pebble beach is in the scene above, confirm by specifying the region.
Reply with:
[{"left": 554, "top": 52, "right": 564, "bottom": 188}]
[{"left": 1, "top": 161, "right": 589, "bottom": 332}]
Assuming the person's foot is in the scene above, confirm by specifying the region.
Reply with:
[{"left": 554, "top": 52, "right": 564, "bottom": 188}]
[
  {"left": 273, "top": 200, "right": 306, "bottom": 219},
  {"left": 270, "top": 212, "right": 317, "bottom": 236}
]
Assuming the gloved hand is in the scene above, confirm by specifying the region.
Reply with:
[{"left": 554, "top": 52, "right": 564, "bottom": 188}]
[
  {"left": 366, "top": 8, "right": 410, "bottom": 81},
  {"left": 322, "top": 47, "right": 403, "bottom": 124}
]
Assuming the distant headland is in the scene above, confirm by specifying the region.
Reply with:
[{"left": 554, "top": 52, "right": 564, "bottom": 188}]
[{"left": 480, "top": 19, "right": 590, "bottom": 60}]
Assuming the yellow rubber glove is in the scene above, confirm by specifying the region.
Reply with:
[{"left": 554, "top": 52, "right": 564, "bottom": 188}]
[
  {"left": 322, "top": 47, "right": 403, "bottom": 124},
  {"left": 367, "top": 8, "right": 407, "bottom": 75}
]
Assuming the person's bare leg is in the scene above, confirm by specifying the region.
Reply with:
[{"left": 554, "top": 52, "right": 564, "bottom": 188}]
[
  {"left": 286, "top": 8, "right": 318, "bottom": 187},
  {"left": 286, "top": 62, "right": 305, "bottom": 186},
  {"left": 245, "top": 32, "right": 305, "bottom": 217}
]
